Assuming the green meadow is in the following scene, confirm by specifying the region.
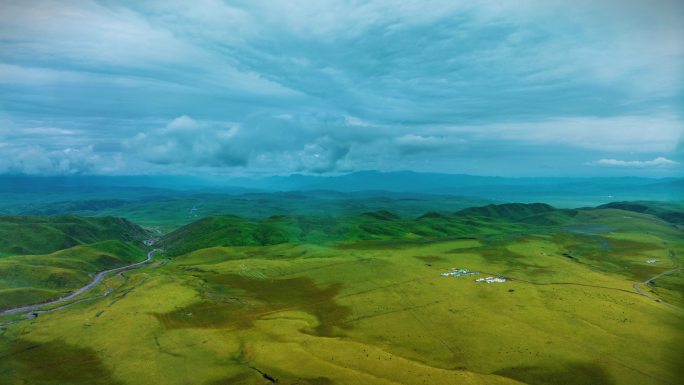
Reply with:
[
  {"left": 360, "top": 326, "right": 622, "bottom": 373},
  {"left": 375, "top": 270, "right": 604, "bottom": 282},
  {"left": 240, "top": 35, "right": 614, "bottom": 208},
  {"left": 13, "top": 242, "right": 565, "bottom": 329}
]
[{"left": 0, "top": 202, "right": 682, "bottom": 385}]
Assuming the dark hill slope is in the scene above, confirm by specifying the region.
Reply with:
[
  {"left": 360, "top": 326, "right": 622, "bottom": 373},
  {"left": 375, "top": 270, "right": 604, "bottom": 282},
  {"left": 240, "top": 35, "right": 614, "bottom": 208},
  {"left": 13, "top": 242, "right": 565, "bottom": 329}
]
[
  {"left": 455, "top": 203, "right": 556, "bottom": 220},
  {"left": 161, "top": 214, "right": 401, "bottom": 256},
  {"left": 454, "top": 203, "right": 580, "bottom": 226},
  {"left": 161, "top": 209, "right": 527, "bottom": 257},
  {"left": 0, "top": 215, "right": 148, "bottom": 256},
  {"left": 597, "top": 201, "right": 684, "bottom": 226}
]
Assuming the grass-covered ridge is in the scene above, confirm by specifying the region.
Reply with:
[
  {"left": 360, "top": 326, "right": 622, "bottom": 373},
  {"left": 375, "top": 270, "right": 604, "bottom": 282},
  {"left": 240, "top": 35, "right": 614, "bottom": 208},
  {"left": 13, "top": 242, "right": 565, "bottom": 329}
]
[
  {"left": 0, "top": 240, "right": 146, "bottom": 309},
  {"left": 161, "top": 210, "right": 496, "bottom": 256},
  {"left": 0, "top": 216, "right": 150, "bottom": 309},
  {"left": 598, "top": 201, "right": 684, "bottom": 226},
  {"left": 158, "top": 202, "right": 560, "bottom": 254},
  {"left": 161, "top": 202, "right": 677, "bottom": 257},
  {"left": 454, "top": 202, "right": 557, "bottom": 220},
  {"left": 0, "top": 189, "right": 493, "bottom": 232},
  {"left": 0, "top": 215, "right": 147, "bottom": 256}
]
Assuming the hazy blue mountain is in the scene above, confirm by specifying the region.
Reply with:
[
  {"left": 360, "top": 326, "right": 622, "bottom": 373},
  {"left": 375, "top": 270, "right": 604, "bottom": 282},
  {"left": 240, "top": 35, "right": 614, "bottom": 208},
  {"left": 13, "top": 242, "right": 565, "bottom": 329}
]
[{"left": 1, "top": 172, "right": 681, "bottom": 209}]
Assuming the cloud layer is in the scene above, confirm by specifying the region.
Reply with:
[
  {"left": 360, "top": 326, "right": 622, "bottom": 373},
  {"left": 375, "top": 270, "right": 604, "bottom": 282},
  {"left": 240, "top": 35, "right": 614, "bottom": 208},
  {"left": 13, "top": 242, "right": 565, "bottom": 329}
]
[
  {"left": 592, "top": 157, "right": 679, "bottom": 168},
  {"left": 0, "top": 0, "right": 682, "bottom": 176}
]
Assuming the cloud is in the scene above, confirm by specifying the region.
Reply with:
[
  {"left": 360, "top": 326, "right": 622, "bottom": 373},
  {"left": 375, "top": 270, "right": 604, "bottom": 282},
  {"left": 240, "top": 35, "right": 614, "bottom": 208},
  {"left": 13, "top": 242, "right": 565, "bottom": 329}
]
[
  {"left": 0, "top": 1, "right": 683, "bottom": 176},
  {"left": 591, "top": 157, "right": 679, "bottom": 167},
  {"left": 439, "top": 114, "right": 683, "bottom": 153},
  {"left": 0, "top": 145, "right": 103, "bottom": 175},
  {"left": 395, "top": 134, "right": 464, "bottom": 155},
  {"left": 295, "top": 137, "right": 350, "bottom": 173},
  {"left": 125, "top": 115, "right": 244, "bottom": 167},
  {"left": 3, "top": 0, "right": 682, "bottom": 123},
  {"left": 125, "top": 114, "right": 378, "bottom": 173}
]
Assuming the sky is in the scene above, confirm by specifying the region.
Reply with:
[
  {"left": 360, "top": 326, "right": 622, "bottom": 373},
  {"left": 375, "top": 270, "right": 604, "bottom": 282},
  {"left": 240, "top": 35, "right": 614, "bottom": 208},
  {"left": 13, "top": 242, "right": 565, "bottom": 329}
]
[{"left": 0, "top": 0, "right": 682, "bottom": 177}]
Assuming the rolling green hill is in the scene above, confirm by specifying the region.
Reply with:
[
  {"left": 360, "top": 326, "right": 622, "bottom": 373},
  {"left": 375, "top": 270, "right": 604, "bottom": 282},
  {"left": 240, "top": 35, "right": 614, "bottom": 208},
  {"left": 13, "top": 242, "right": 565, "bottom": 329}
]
[
  {"left": 598, "top": 201, "right": 684, "bottom": 226},
  {"left": 0, "top": 240, "right": 146, "bottom": 309},
  {"left": 454, "top": 202, "right": 581, "bottom": 226},
  {"left": 0, "top": 216, "right": 149, "bottom": 309},
  {"left": 159, "top": 203, "right": 552, "bottom": 257},
  {"left": 161, "top": 202, "right": 682, "bottom": 258},
  {"left": 0, "top": 215, "right": 147, "bottom": 257},
  {"left": 2, "top": 201, "right": 681, "bottom": 385},
  {"left": 160, "top": 210, "right": 491, "bottom": 256},
  {"left": 454, "top": 202, "right": 556, "bottom": 219},
  {"left": 3, "top": 191, "right": 491, "bottom": 232}
]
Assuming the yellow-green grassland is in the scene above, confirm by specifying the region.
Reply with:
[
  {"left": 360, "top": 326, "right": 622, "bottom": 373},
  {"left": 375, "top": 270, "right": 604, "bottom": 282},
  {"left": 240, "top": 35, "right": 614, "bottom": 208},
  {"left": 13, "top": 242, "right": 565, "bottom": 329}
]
[{"left": 1, "top": 204, "right": 683, "bottom": 385}]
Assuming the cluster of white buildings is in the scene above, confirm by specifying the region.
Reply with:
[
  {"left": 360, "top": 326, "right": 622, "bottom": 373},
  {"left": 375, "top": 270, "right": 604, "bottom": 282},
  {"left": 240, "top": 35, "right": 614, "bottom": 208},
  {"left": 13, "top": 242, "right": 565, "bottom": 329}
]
[
  {"left": 440, "top": 268, "right": 480, "bottom": 278},
  {"left": 439, "top": 268, "right": 508, "bottom": 284},
  {"left": 475, "top": 276, "right": 507, "bottom": 284},
  {"left": 646, "top": 259, "right": 658, "bottom": 264}
]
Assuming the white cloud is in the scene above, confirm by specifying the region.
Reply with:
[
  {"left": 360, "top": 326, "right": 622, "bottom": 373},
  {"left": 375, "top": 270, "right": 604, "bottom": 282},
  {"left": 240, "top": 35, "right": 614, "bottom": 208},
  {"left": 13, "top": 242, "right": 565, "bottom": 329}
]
[
  {"left": 440, "top": 114, "right": 683, "bottom": 153},
  {"left": 0, "top": 145, "right": 102, "bottom": 175},
  {"left": 344, "top": 115, "right": 370, "bottom": 127},
  {"left": 0, "top": 1, "right": 300, "bottom": 97},
  {"left": 293, "top": 137, "right": 350, "bottom": 173},
  {"left": 591, "top": 157, "right": 679, "bottom": 167},
  {"left": 125, "top": 116, "right": 244, "bottom": 167},
  {"left": 395, "top": 134, "right": 465, "bottom": 155},
  {"left": 125, "top": 114, "right": 385, "bottom": 173}
]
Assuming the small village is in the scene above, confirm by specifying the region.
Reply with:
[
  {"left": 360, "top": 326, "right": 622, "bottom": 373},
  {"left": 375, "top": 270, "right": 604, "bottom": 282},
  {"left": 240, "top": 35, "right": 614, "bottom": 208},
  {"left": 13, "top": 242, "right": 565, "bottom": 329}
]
[
  {"left": 440, "top": 268, "right": 480, "bottom": 278},
  {"left": 475, "top": 276, "right": 507, "bottom": 283},
  {"left": 440, "top": 268, "right": 508, "bottom": 284}
]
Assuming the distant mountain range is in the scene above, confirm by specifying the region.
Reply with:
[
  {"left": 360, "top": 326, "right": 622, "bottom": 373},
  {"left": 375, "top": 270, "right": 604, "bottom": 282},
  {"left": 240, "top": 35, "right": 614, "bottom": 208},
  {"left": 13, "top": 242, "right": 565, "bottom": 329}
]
[
  {"left": 1, "top": 171, "right": 682, "bottom": 207},
  {"left": 234, "top": 171, "right": 683, "bottom": 199}
]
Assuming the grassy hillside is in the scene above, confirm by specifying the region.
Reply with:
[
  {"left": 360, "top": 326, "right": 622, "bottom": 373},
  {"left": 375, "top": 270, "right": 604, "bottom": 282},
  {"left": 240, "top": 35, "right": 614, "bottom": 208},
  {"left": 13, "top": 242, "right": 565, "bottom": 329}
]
[
  {"left": 0, "top": 240, "right": 145, "bottom": 309},
  {"left": 160, "top": 209, "right": 515, "bottom": 257},
  {"left": 162, "top": 202, "right": 672, "bottom": 258},
  {"left": 598, "top": 201, "right": 684, "bottom": 226},
  {"left": 0, "top": 216, "right": 149, "bottom": 309},
  {"left": 0, "top": 215, "right": 147, "bottom": 257},
  {"left": 0, "top": 203, "right": 681, "bottom": 385},
  {"left": 1, "top": 201, "right": 682, "bottom": 385},
  {"left": 454, "top": 202, "right": 556, "bottom": 219}
]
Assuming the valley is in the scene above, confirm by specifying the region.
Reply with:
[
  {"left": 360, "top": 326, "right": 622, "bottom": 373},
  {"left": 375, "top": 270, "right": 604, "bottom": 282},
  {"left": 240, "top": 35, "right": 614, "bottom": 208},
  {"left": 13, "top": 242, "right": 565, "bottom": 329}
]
[
  {"left": 4, "top": 2, "right": 682, "bottom": 384},
  {"left": 1, "top": 201, "right": 682, "bottom": 385}
]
